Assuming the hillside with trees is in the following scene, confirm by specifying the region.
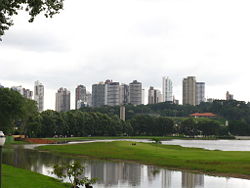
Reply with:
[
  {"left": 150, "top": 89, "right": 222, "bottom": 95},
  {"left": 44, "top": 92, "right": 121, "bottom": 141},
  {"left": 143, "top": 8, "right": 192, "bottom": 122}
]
[{"left": 1, "top": 88, "right": 250, "bottom": 137}]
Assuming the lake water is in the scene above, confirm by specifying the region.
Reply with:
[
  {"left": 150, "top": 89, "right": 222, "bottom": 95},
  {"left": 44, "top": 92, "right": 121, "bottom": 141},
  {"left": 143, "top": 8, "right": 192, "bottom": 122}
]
[
  {"left": 162, "top": 139, "right": 250, "bottom": 151},
  {"left": 3, "top": 141, "right": 250, "bottom": 188}
]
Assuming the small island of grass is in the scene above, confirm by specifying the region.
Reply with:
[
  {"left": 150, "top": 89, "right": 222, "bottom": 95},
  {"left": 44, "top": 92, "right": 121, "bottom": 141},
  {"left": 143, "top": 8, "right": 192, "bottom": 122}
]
[{"left": 39, "top": 141, "right": 250, "bottom": 179}]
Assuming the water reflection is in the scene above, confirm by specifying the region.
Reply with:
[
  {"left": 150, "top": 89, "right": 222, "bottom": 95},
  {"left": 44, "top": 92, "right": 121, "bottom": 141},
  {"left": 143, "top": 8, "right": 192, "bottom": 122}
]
[
  {"left": 182, "top": 172, "right": 204, "bottom": 188},
  {"left": 3, "top": 146, "right": 250, "bottom": 188}
]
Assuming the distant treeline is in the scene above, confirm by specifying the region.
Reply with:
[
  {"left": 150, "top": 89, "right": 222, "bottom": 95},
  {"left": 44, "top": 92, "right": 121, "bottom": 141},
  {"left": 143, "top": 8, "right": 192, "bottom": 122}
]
[
  {"left": 1, "top": 88, "right": 250, "bottom": 137},
  {"left": 18, "top": 110, "right": 230, "bottom": 138}
]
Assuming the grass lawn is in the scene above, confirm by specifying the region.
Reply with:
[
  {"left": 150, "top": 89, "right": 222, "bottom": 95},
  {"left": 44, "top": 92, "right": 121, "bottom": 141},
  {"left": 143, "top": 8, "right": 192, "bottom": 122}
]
[
  {"left": 2, "top": 164, "right": 69, "bottom": 188},
  {"left": 39, "top": 141, "right": 250, "bottom": 179},
  {"left": 45, "top": 135, "right": 221, "bottom": 142}
]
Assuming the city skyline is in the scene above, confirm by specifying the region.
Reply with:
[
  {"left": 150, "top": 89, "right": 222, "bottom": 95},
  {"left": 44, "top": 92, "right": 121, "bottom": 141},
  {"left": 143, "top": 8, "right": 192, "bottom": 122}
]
[
  {"left": 1, "top": 0, "right": 250, "bottom": 109},
  {"left": 1, "top": 76, "right": 240, "bottom": 111}
]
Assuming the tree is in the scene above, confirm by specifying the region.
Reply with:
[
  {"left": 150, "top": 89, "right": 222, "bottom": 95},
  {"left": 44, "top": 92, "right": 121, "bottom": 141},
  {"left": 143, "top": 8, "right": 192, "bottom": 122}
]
[
  {"left": 197, "top": 119, "right": 220, "bottom": 136},
  {"left": 53, "top": 161, "right": 97, "bottom": 188},
  {"left": 155, "top": 117, "right": 174, "bottom": 136},
  {"left": 0, "top": 88, "right": 26, "bottom": 133},
  {"left": 179, "top": 118, "right": 198, "bottom": 136},
  {"left": 0, "top": 0, "right": 64, "bottom": 39}
]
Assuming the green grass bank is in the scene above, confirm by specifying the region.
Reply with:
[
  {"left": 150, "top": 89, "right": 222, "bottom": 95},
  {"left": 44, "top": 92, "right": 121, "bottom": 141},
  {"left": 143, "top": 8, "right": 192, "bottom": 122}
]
[
  {"left": 39, "top": 141, "right": 250, "bottom": 179},
  {"left": 46, "top": 135, "right": 233, "bottom": 143},
  {"left": 3, "top": 164, "right": 69, "bottom": 188}
]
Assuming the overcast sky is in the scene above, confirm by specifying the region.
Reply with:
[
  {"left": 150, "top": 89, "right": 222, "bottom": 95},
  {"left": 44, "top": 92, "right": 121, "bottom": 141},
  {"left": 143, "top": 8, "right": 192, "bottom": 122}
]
[{"left": 1, "top": 0, "right": 250, "bottom": 110}]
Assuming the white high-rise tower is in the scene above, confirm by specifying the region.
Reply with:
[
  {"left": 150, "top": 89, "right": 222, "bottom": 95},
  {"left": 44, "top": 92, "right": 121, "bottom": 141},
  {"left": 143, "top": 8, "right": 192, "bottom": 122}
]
[
  {"left": 162, "top": 76, "right": 173, "bottom": 102},
  {"left": 34, "top": 81, "right": 44, "bottom": 112}
]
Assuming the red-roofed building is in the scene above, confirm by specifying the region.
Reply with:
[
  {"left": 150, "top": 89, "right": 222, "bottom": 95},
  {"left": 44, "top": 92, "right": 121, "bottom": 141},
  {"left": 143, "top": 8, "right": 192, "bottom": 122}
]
[{"left": 190, "top": 113, "right": 217, "bottom": 118}]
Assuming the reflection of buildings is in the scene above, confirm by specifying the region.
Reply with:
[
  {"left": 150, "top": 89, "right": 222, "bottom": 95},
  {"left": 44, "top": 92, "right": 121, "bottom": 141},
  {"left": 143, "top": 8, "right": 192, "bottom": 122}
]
[
  {"left": 161, "top": 170, "right": 172, "bottom": 188},
  {"left": 182, "top": 172, "right": 204, "bottom": 188},
  {"left": 147, "top": 166, "right": 160, "bottom": 182},
  {"left": 90, "top": 161, "right": 141, "bottom": 187},
  {"left": 123, "top": 163, "right": 141, "bottom": 186}
]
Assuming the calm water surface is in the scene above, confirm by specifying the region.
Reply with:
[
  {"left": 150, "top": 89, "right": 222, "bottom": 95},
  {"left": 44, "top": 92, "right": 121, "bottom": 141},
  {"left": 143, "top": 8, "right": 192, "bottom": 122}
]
[
  {"left": 3, "top": 141, "right": 250, "bottom": 188},
  {"left": 162, "top": 139, "right": 250, "bottom": 151}
]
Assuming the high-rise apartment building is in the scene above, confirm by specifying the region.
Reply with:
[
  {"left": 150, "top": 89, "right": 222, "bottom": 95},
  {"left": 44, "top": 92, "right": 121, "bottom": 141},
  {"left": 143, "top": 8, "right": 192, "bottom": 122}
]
[
  {"left": 34, "top": 81, "right": 44, "bottom": 112},
  {"left": 183, "top": 76, "right": 196, "bottom": 105},
  {"left": 148, "top": 86, "right": 162, "bottom": 104},
  {"left": 105, "top": 81, "right": 120, "bottom": 106},
  {"left": 12, "top": 86, "right": 33, "bottom": 99},
  {"left": 86, "top": 91, "right": 92, "bottom": 107},
  {"left": 129, "top": 80, "right": 142, "bottom": 105},
  {"left": 226, "top": 91, "right": 234, "bottom": 100},
  {"left": 119, "top": 84, "right": 129, "bottom": 105},
  {"left": 55, "top": 88, "right": 70, "bottom": 112},
  {"left": 196, "top": 82, "right": 205, "bottom": 105},
  {"left": 142, "top": 88, "right": 145, "bottom": 105},
  {"left": 162, "top": 76, "right": 173, "bottom": 102},
  {"left": 75, "top": 85, "right": 87, "bottom": 109},
  {"left": 22, "top": 88, "right": 33, "bottom": 99},
  {"left": 92, "top": 82, "right": 106, "bottom": 107}
]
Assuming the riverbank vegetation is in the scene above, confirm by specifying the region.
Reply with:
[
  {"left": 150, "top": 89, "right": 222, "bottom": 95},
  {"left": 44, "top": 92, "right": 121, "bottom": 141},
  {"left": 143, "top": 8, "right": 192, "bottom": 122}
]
[
  {"left": 39, "top": 141, "right": 250, "bottom": 179},
  {"left": 3, "top": 164, "right": 69, "bottom": 188}
]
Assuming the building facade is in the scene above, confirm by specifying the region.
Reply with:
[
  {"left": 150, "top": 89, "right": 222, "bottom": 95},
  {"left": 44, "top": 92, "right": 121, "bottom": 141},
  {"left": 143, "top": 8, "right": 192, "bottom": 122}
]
[
  {"left": 196, "top": 82, "right": 205, "bottom": 105},
  {"left": 92, "top": 82, "right": 106, "bottom": 107},
  {"left": 162, "top": 76, "right": 173, "bottom": 102},
  {"left": 129, "top": 80, "right": 142, "bottom": 105},
  {"left": 34, "top": 81, "right": 44, "bottom": 112},
  {"left": 226, "top": 91, "right": 234, "bottom": 100},
  {"left": 105, "top": 81, "right": 120, "bottom": 106},
  {"left": 183, "top": 76, "right": 196, "bottom": 105},
  {"left": 148, "top": 86, "right": 162, "bottom": 104},
  {"left": 12, "top": 86, "right": 33, "bottom": 99},
  {"left": 119, "top": 84, "right": 129, "bottom": 105},
  {"left": 86, "top": 91, "right": 92, "bottom": 107},
  {"left": 75, "top": 85, "right": 87, "bottom": 109},
  {"left": 55, "top": 88, "right": 70, "bottom": 112}
]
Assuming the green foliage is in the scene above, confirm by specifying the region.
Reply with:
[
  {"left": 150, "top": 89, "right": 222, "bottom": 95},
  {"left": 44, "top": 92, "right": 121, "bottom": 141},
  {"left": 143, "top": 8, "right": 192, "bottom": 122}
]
[
  {"left": 0, "top": 0, "right": 63, "bottom": 38},
  {"left": 197, "top": 119, "right": 220, "bottom": 136},
  {"left": 179, "top": 118, "right": 198, "bottom": 136},
  {"left": 228, "top": 120, "right": 250, "bottom": 136},
  {"left": 152, "top": 137, "right": 162, "bottom": 144},
  {"left": 0, "top": 88, "right": 27, "bottom": 133},
  {"left": 129, "top": 115, "right": 174, "bottom": 136},
  {"left": 53, "top": 161, "right": 97, "bottom": 188}
]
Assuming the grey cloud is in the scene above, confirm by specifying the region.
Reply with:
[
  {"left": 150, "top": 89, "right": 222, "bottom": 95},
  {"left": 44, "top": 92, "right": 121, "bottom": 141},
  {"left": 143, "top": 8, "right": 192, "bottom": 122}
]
[{"left": 1, "top": 30, "right": 68, "bottom": 52}]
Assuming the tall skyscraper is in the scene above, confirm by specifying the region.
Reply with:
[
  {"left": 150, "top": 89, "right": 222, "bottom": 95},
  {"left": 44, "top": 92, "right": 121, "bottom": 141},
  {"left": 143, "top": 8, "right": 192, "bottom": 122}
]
[
  {"left": 183, "top": 76, "right": 196, "bottom": 105},
  {"left": 226, "top": 91, "right": 234, "bottom": 100},
  {"left": 162, "top": 76, "right": 173, "bottom": 102},
  {"left": 12, "top": 86, "right": 33, "bottom": 99},
  {"left": 148, "top": 86, "right": 162, "bottom": 104},
  {"left": 55, "top": 88, "right": 70, "bottom": 112},
  {"left": 119, "top": 84, "right": 129, "bottom": 105},
  {"left": 86, "top": 91, "right": 92, "bottom": 107},
  {"left": 141, "top": 88, "right": 145, "bottom": 105},
  {"left": 22, "top": 88, "right": 33, "bottom": 99},
  {"left": 196, "top": 82, "right": 205, "bottom": 105},
  {"left": 105, "top": 81, "right": 120, "bottom": 106},
  {"left": 129, "top": 80, "right": 142, "bottom": 105},
  {"left": 92, "top": 82, "right": 106, "bottom": 107},
  {"left": 75, "top": 85, "right": 87, "bottom": 109},
  {"left": 34, "top": 81, "right": 44, "bottom": 112}
]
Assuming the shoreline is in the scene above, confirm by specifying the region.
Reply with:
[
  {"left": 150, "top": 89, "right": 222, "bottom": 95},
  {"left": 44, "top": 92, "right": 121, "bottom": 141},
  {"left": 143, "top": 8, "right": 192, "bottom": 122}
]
[{"left": 38, "top": 141, "right": 250, "bottom": 180}]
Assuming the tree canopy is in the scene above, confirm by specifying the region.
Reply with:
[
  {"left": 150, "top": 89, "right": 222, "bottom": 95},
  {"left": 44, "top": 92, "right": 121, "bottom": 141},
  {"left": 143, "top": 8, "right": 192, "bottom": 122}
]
[
  {"left": 0, "top": 0, "right": 64, "bottom": 39},
  {"left": 0, "top": 88, "right": 38, "bottom": 133}
]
